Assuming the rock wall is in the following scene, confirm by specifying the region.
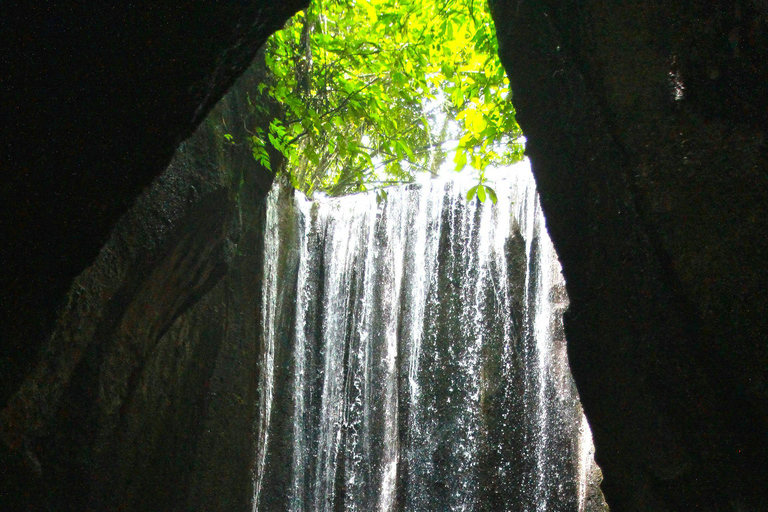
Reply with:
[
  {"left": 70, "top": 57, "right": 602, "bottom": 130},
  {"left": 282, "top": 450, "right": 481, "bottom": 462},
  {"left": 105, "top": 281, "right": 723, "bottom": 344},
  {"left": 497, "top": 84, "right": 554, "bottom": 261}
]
[
  {"left": 0, "top": 0, "right": 306, "bottom": 409},
  {"left": 0, "top": 61, "right": 277, "bottom": 511},
  {"left": 490, "top": 1, "right": 768, "bottom": 510}
]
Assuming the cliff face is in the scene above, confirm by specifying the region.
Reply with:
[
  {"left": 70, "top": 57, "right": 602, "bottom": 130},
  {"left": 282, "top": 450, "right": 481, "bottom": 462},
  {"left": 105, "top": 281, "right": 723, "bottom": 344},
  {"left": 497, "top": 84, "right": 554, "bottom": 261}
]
[
  {"left": 2, "top": 1, "right": 767, "bottom": 511},
  {"left": 0, "top": 1, "right": 307, "bottom": 407},
  {"left": 490, "top": 0, "right": 768, "bottom": 510},
  {"left": 0, "top": 61, "right": 277, "bottom": 511}
]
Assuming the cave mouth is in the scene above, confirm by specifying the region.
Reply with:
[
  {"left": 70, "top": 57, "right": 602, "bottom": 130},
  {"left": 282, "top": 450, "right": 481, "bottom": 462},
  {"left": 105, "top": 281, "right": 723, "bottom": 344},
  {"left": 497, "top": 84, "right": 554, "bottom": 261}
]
[
  {"left": 222, "top": 2, "right": 607, "bottom": 509},
  {"left": 5, "top": 1, "right": 768, "bottom": 511}
]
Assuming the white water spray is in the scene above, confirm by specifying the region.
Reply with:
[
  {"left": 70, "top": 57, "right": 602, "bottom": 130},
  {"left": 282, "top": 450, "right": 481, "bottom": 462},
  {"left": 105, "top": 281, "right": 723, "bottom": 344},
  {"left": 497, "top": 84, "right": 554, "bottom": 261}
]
[{"left": 251, "top": 161, "right": 603, "bottom": 512}]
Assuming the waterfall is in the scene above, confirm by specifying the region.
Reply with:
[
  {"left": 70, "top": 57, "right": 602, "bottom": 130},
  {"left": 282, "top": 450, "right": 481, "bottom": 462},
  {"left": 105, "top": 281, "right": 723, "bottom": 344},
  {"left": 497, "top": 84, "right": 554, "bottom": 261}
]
[{"left": 252, "top": 161, "right": 603, "bottom": 512}]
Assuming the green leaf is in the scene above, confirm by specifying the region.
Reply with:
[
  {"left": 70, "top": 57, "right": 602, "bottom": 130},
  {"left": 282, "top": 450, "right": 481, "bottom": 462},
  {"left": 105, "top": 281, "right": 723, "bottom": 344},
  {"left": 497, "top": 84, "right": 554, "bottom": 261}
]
[
  {"left": 467, "top": 185, "right": 478, "bottom": 201},
  {"left": 400, "top": 140, "right": 416, "bottom": 161},
  {"left": 441, "top": 62, "right": 454, "bottom": 79},
  {"left": 361, "top": 151, "right": 375, "bottom": 170},
  {"left": 451, "top": 86, "right": 465, "bottom": 109},
  {"left": 477, "top": 184, "right": 487, "bottom": 202},
  {"left": 486, "top": 186, "right": 498, "bottom": 204},
  {"left": 268, "top": 133, "right": 281, "bottom": 151},
  {"left": 258, "top": 0, "right": 519, "bottom": 196},
  {"left": 454, "top": 150, "right": 468, "bottom": 171}
]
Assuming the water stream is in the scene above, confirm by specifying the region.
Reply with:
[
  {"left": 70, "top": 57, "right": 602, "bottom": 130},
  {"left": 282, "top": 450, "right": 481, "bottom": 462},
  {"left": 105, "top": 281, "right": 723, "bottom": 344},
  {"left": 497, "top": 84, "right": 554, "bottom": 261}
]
[{"left": 252, "top": 162, "right": 602, "bottom": 512}]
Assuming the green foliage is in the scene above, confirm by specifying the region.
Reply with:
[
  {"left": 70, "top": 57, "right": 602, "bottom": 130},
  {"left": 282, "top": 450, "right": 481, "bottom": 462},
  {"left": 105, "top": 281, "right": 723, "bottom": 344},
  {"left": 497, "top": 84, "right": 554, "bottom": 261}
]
[
  {"left": 253, "top": 0, "right": 523, "bottom": 196},
  {"left": 465, "top": 169, "right": 498, "bottom": 203}
]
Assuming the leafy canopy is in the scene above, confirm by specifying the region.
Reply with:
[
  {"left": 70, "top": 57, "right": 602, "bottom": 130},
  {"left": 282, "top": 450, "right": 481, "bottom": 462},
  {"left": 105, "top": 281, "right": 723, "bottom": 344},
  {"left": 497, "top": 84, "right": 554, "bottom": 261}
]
[{"left": 245, "top": 0, "right": 523, "bottom": 199}]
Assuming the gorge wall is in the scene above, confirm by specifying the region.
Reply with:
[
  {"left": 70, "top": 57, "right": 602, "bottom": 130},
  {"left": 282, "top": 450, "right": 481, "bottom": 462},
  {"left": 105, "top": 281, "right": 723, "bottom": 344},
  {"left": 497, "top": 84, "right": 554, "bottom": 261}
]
[
  {"left": 2, "top": 1, "right": 767, "bottom": 511},
  {"left": 0, "top": 1, "right": 307, "bottom": 406},
  {"left": 0, "top": 60, "right": 280, "bottom": 510},
  {"left": 490, "top": 0, "right": 768, "bottom": 510}
]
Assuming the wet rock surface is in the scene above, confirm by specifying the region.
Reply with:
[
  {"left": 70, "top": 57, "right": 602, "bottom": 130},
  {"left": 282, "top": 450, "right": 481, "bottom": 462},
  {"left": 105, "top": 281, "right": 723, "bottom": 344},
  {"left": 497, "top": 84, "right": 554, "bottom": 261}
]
[
  {"left": 0, "top": 0, "right": 307, "bottom": 409},
  {"left": 490, "top": 1, "right": 768, "bottom": 510},
  {"left": 0, "top": 61, "right": 277, "bottom": 511}
]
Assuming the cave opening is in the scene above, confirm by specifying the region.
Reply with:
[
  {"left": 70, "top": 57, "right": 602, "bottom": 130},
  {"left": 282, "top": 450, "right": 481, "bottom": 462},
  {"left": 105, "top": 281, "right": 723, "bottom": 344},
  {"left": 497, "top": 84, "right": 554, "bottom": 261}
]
[
  {"left": 224, "top": 1, "right": 608, "bottom": 510},
  {"left": 239, "top": 0, "right": 524, "bottom": 199}
]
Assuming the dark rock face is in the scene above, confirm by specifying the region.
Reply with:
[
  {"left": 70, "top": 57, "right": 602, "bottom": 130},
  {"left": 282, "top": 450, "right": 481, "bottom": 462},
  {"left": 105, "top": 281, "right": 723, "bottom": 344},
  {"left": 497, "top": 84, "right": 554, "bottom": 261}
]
[
  {"left": 490, "top": 1, "right": 768, "bottom": 510},
  {"left": 0, "top": 61, "right": 277, "bottom": 511},
  {"left": 0, "top": 0, "right": 307, "bottom": 407}
]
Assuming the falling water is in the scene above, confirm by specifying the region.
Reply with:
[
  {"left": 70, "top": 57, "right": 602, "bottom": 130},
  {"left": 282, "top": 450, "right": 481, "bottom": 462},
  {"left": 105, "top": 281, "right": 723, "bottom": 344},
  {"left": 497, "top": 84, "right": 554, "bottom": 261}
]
[{"left": 251, "top": 161, "right": 604, "bottom": 512}]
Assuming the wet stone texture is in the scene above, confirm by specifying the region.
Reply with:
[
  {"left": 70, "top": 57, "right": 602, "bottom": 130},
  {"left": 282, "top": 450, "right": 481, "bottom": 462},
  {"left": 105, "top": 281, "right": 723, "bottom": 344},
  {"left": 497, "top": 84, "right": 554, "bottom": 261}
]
[
  {"left": 1, "top": 1, "right": 308, "bottom": 409},
  {"left": 490, "top": 1, "right": 768, "bottom": 510},
  {"left": 0, "top": 62, "right": 279, "bottom": 511}
]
